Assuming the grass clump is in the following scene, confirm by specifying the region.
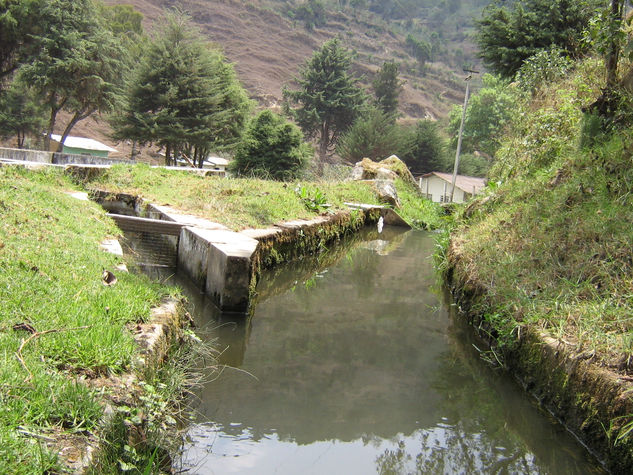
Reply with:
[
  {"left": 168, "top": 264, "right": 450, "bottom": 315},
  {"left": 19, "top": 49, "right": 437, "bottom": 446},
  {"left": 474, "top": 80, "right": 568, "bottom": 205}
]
[{"left": 0, "top": 166, "right": 176, "bottom": 472}]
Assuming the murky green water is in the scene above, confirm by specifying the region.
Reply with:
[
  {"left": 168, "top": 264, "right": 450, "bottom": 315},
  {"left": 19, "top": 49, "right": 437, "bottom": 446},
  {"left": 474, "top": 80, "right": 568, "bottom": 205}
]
[{"left": 174, "top": 229, "right": 605, "bottom": 474}]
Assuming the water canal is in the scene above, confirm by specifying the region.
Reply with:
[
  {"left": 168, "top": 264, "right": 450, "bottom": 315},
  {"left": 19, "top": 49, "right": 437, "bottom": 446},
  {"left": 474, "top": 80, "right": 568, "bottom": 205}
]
[{"left": 125, "top": 228, "right": 606, "bottom": 474}]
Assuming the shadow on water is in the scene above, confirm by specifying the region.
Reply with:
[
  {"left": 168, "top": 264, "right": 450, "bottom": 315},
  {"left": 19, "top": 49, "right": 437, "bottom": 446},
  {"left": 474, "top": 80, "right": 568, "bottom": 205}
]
[{"left": 121, "top": 228, "right": 606, "bottom": 474}]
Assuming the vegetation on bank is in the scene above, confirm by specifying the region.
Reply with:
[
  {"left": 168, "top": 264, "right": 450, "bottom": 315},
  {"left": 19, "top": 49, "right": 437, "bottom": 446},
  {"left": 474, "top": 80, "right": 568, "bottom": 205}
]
[
  {"left": 83, "top": 163, "right": 443, "bottom": 230},
  {"left": 0, "top": 166, "right": 180, "bottom": 473},
  {"left": 438, "top": 48, "right": 633, "bottom": 449}
]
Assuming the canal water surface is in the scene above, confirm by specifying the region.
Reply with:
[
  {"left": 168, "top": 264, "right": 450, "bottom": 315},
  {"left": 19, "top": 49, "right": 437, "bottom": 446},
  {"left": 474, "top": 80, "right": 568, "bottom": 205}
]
[{"left": 163, "top": 229, "right": 605, "bottom": 474}]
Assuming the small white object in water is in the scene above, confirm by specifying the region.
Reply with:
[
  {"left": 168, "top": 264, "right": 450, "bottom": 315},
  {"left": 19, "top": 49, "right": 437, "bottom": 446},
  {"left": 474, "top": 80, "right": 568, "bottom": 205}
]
[{"left": 377, "top": 216, "right": 384, "bottom": 234}]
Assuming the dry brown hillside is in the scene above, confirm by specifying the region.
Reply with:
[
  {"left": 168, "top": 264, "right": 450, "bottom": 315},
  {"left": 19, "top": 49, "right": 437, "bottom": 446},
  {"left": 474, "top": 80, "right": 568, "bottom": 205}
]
[{"left": 72, "top": 0, "right": 475, "bottom": 160}]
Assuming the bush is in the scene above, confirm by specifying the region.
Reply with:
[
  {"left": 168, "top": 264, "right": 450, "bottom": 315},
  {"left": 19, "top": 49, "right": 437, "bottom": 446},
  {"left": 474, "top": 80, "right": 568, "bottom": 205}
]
[
  {"left": 231, "top": 110, "right": 313, "bottom": 180},
  {"left": 515, "top": 48, "right": 573, "bottom": 95},
  {"left": 337, "top": 107, "right": 400, "bottom": 163},
  {"left": 395, "top": 120, "right": 449, "bottom": 175}
]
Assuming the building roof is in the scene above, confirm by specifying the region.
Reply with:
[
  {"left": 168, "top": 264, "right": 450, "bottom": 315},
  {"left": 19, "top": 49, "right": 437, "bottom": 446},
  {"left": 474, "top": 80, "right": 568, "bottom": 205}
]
[
  {"left": 423, "top": 171, "right": 487, "bottom": 194},
  {"left": 206, "top": 156, "right": 229, "bottom": 166},
  {"left": 49, "top": 134, "right": 117, "bottom": 153}
]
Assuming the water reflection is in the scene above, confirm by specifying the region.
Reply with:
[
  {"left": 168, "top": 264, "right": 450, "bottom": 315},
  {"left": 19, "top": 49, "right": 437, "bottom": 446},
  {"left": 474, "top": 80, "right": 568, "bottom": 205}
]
[{"left": 172, "top": 230, "right": 604, "bottom": 474}]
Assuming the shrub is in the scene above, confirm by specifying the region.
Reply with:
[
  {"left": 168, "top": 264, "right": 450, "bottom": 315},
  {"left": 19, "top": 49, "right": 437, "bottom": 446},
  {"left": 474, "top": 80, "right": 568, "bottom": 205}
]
[{"left": 231, "top": 110, "right": 313, "bottom": 180}]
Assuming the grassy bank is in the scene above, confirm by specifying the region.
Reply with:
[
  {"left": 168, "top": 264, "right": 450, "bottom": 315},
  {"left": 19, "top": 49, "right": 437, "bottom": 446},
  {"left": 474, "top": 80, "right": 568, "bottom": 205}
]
[
  {"left": 0, "top": 166, "right": 179, "bottom": 473},
  {"left": 81, "top": 163, "right": 443, "bottom": 230},
  {"left": 440, "top": 57, "right": 633, "bottom": 470}
]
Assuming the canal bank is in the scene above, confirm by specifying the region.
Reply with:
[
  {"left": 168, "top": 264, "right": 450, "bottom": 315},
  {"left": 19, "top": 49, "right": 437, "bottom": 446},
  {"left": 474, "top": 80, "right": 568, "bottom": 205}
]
[
  {"left": 444, "top": 257, "right": 633, "bottom": 473},
  {"left": 441, "top": 189, "right": 633, "bottom": 474},
  {"left": 0, "top": 159, "right": 431, "bottom": 472}
]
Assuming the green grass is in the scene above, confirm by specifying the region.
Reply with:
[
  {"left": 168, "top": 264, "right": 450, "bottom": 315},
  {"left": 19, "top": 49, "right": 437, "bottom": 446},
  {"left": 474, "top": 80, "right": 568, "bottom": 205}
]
[
  {"left": 82, "top": 163, "right": 443, "bottom": 230},
  {"left": 444, "top": 56, "right": 633, "bottom": 367},
  {"left": 0, "top": 166, "right": 176, "bottom": 473}
]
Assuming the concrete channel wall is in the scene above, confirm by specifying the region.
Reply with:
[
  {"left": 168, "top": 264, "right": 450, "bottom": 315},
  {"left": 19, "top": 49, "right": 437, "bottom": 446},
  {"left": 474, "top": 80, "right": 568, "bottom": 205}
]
[
  {"left": 0, "top": 146, "right": 134, "bottom": 165},
  {"left": 90, "top": 190, "right": 394, "bottom": 313}
]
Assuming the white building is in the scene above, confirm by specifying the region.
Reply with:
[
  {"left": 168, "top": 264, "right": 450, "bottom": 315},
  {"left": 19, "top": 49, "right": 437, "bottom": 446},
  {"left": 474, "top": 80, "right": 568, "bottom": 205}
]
[{"left": 419, "top": 172, "right": 486, "bottom": 203}]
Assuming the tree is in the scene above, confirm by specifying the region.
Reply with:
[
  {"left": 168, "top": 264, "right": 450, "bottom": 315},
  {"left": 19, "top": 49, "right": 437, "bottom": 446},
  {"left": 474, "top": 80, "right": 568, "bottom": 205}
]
[
  {"left": 112, "top": 10, "right": 251, "bottom": 166},
  {"left": 283, "top": 38, "right": 367, "bottom": 173},
  {"left": 231, "top": 110, "right": 312, "bottom": 180},
  {"left": 0, "top": 0, "right": 45, "bottom": 85},
  {"left": 337, "top": 107, "right": 400, "bottom": 163},
  {"left": 476, "top": 0, "right": 605, "bottom": 78},
  {"left": 372, "top": 61, "right": 404, "bottom": 117},
  {"left": 0, "top": 79, "right": 46, "bottom": 148},
  {"left": 395, "top": 120, "right": 447, "bottom": 175},
  {"left": 447, "top": 74, "right": 519, "bottom": 157},
  {"left": 18, "top": 0, "right": 127, "bottom": 151}
]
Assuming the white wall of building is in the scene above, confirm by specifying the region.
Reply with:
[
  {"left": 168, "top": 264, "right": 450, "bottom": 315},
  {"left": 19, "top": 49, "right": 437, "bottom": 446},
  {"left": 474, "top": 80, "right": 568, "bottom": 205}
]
[{"left": 420, "top": 175, "right": 466, "bottom": 203}]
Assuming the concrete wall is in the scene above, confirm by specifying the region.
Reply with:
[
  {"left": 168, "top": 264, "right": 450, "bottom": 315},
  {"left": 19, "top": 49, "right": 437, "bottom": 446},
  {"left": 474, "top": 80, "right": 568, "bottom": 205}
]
[
  {"left": 0, "top": 147, "right": 53, "bottom": 163},
  {"left": 0, "top": 146, "right": 132, "bottom": 166}
]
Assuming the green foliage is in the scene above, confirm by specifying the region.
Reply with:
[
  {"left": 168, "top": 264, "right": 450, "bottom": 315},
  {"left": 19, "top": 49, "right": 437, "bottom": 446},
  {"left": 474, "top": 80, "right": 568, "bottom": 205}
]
[
  {"left": 99, "top": 3, "right": 144, "bottom": 37},
  {"left": 448, "top": 74, "right": 520, "bottom": 158},
  {"left": 112, "top": 9, "right": 252, "bottom": 166},
  {"left": 283, "top": 38, "right": 367, "bottom": 168},
  {"left": 0, "top": 78, "right": 46, "bottom": 147},
  {"left": 489, "top": 61, "right": 601, "bottom": 181},
  {"left": 395, "top": 119, "right": 448, "bottom": 175},
  {"left": 476, "top": 0, "right": 604, "bottom": 78},
  {"left": 294, "top": 0, "right": 326, "bottom": 30},
  {"left": 515, "top": 48, "right": 574, "bottom": 95},
  {"left": 372, "top": 61, "right": 404, "bottom": 116},
  {"left": 457, "top": 152, "right": 492, "bottom": 177},
  {"left": 0, "top": 0, "right": 45, "bottom": 84},
  {"left": 231, "top": 110, "right": 312, "bottom": 180},
  {"left": 337, "top": 107, "right": 400, "bottom": 163},
  {"left": 405, "top": 34, "right": 432, "bottom": 67},
  {"left": 18, "top": 0, "right": 127, "bottom": 151},
  {"left": 296, "top": 185, "right": 329, "bottom": 212}
]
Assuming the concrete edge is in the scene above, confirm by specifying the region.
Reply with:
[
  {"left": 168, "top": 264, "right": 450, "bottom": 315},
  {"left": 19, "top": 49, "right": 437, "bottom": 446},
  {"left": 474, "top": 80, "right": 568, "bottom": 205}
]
[{"left": 445, "top": 260, "right": 633, "bottom": 472}]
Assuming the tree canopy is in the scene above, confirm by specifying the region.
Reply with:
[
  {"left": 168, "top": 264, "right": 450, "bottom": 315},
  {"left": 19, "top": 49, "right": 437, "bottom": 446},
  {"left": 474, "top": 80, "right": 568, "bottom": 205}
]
[
  {"left": 372, "top": 61, "right": 404, "bottom": 118},
  {"left": 283, "top": 38, "right": 367, "bottom": 172},
  {"left": 112, "top": 10, "right": 251, "bottom": 166},
  {"left": 0, "top": 0, "right": 45, "bottom": 84},
  {"left": 18, "top": 0, "right": 127, "bottom": 151},
  {"left": 448, "top": 74, "right": 519, "bottom": 158},
  {"left": 231, "top": 110, "right": 312, "bottom": 180},
  {"left": 476, "top": 0, "right": 605, "bottom": 78}
]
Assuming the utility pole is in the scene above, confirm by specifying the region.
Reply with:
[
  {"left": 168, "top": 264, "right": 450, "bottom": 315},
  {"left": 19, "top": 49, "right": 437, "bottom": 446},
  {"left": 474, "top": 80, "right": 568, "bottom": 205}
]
[{"left": 450, "top": 69, "right": 479, "bottom": 203}]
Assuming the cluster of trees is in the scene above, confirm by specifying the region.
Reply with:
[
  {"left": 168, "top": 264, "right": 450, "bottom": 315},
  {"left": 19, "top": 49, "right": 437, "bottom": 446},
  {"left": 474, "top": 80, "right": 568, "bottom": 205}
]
[{"left": 0, "top": 0, "right": 140, "bottom": 150}]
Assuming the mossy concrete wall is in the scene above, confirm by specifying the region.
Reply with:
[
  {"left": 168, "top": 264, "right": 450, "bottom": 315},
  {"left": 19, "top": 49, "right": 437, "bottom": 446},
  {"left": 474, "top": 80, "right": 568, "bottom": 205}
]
[{"left": 445, "top": 257, "right": 633, "bottom": 473}]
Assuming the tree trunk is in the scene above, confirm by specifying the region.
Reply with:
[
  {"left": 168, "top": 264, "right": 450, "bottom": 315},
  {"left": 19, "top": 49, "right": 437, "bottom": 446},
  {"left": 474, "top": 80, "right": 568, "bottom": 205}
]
[
  {"left": 318, "top": 122, "right": 329, "bottom": 176},
  {"left": 165, "top": 143, "right": 171, "bottom": 166},
  {"left": 58, "top": 107, "right": 93, "bottom": 153},
  {"left": 44, "top": 108, "right": 60, "bottom": 151},
  {"left": 606, "top": 0, "right": 625, "bottom": 89}
]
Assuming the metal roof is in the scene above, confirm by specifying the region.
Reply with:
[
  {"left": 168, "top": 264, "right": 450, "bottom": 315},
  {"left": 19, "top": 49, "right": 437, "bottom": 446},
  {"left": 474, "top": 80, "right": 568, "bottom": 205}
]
[
  {"left": 422, "top": 172, "right": 487, "bottom": 194},
  {"left": 50, "top": 134, "right": 118, "bottom": 153}
]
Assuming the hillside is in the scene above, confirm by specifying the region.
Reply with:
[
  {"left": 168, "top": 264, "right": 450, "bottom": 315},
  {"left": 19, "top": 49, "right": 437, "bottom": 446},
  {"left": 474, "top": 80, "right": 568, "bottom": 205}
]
[{"left": 82, "top": 0, "right": 485, "bottom": 160}]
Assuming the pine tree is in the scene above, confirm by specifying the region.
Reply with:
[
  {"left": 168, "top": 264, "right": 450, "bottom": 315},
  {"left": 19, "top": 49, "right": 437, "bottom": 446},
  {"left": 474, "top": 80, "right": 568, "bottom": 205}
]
[
  {"left": 476, "top": 0, "right": 605, "bottom": 78},
  {"left": 283, "top": 38, "right": 367, "bottom": 174},
  {"left": 231, "top": 110, "right": 312, "bottom": 180},
  {"left": 372, "top": 61, "right": 404, "bottom": 118},
  {"left": 112, "top": 10, "right": 251, "bottom": 166}
]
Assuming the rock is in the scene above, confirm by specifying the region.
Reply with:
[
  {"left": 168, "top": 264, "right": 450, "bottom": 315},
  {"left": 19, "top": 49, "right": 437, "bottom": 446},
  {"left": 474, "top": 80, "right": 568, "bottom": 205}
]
[
  {"left": 350, "top": 155, "right": 416, "bottom": 186},
  {"left": 372, "top": 180, "right": 400, "bottom": 208},
  {"left": 376, "top": 167, "right": 397, "bottom": 181}
]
